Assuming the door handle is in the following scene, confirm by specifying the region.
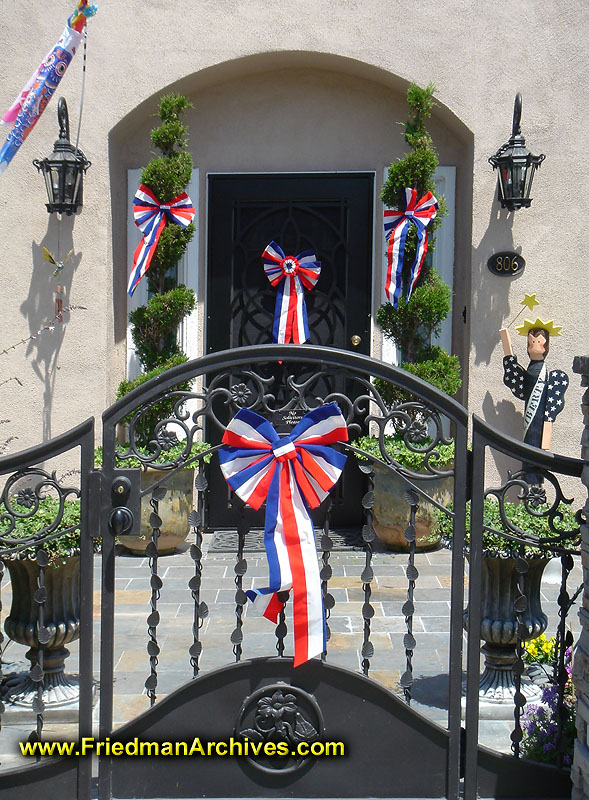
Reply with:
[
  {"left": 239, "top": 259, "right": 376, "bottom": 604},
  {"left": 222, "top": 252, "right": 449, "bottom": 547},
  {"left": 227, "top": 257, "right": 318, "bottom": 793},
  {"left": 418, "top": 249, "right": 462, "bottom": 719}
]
[
  {"left": 109, "top": 507, "right": 134, "bottom": 536},
  {"left": 350, "top": 335, "right": 361, "bottom": 347}
]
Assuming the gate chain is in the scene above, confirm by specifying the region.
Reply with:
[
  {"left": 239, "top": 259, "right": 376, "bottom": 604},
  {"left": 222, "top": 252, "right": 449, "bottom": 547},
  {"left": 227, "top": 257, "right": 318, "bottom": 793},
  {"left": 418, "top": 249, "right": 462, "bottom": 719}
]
[
  {"left": 189, "top": 464, "right": 208, "bottom": 677},
  {"left": 145, "top": 494, "right": 162, "bottom": 706},
  {"left": 511, "top": 547, "right": 529, "bottom": 757},
  {"left": 321, "top": 496, "right": 335, "bottom": 661},
  {"left": 232, "top": 504, "right": 248, "bottom": 661},
  {"left": 0, "top": 560, "right": 4, "bottom": 734},
  {"left": 554, "top": 552, "right": 575, "bottom": 767},
  {"left": 360, "top": 467, "right": 376, "bottom": 676},
  {"left": 401, "top": 490, "right": 419, "bottom": 704},
  {"left": 275, "top": 592, "right": 289, "bottom": 657},
  {"left": 31, "top": 547, "right": 49, "bottom": 756}
]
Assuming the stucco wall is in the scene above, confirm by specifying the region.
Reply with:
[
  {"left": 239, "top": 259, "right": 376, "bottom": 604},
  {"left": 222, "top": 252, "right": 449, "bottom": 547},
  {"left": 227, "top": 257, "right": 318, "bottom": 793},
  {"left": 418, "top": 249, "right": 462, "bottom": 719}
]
[{"left": 0, "top": 0, "right": 587, "bottom": 485}]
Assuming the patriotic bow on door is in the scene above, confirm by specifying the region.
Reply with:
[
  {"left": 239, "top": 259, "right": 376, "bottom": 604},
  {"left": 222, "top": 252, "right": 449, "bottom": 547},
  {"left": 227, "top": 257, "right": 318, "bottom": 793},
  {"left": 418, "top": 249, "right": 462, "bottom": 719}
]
[
  {"left": 262, "top": 241, "right": 321, "bottom": 344},
  {"left": 383, "top": 188, "right": 438, "bottom": 308},
  {"left": 219, "top": 403, "right": 348, "bottom": 666},
  {"left": 127, "top": 184, "right": 195, "bottom": 296}
]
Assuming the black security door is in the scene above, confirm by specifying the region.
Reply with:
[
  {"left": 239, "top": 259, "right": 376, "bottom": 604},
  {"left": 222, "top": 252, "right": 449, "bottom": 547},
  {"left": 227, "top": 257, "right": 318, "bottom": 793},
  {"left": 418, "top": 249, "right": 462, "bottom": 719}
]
[
  {"left": 207, "top": 172, "right": 373, "bottom": 354},
  {"left": 206, "top": 172, "right": 374, "bottom": 530}
]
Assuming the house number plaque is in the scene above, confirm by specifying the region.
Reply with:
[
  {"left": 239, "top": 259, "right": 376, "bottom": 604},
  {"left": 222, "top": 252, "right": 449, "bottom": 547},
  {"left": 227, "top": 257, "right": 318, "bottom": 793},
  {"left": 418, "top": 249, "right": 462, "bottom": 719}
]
[{"left": 487, "top": 251, "right": 525, "bottom": 277}]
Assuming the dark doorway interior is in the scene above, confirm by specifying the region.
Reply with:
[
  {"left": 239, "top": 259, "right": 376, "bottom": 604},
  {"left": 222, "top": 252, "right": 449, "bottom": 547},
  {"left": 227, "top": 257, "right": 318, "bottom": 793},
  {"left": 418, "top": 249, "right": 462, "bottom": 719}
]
[{"left": 206, "top": 172, "right": 374, "bottom": 530}]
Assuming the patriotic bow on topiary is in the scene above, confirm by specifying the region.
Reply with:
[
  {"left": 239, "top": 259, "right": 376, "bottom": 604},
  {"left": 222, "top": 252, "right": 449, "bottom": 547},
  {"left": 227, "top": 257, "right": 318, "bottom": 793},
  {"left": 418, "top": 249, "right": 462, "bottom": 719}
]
[
  {"left": 262, "top": 241, "right": 321, "bottom": 344},
  {"left": 219, "top": 403, "right": 348, "bottom": 666},
  {"left": 383, "top": 188, "right": 438, "bottom": 308},
  {"left": 127, "top": 184, "right": 195, "bottom": 296}
]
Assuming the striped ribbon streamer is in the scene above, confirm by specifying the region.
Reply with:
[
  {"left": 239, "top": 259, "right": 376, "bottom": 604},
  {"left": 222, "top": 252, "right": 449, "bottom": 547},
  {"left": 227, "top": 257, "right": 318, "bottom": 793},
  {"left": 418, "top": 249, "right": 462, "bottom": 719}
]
[
  {"left": 262, "top": 241, "right": 321, "bottom": 344},
  {"left": 127, "top": 184, "right": 195, "bottom": 296},
  {"left": 383, "top": 188, "right": 438, "bottom": 307},
  {"left": 219, "top": 403, "right": 348, "bottom": 666}
]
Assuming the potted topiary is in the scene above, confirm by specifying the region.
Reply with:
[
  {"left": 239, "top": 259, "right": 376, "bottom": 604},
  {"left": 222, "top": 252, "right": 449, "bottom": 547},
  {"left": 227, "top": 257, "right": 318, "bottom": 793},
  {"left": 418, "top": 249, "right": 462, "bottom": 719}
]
[
  {"left": 358, "top": 83, "right": 461, "bottom": 550},
  {"left": 354, "top": 433, "right": 454, "bottom": 551},
  {"left": 117, "top": 93, "right": 198, "bottom": 555},
  {"left": 0, "top": 495, "right": 94, "bottom": 709},
  {"left": 433, "top": 498, "right": 579, "bottom": 708}
]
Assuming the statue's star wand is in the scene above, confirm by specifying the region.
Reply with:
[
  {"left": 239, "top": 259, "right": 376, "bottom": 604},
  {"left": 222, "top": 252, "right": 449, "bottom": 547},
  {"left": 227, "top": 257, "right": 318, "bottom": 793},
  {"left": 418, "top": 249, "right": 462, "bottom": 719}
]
[{"left": 505, "top": 293, "right": 540, "bottom": 328}]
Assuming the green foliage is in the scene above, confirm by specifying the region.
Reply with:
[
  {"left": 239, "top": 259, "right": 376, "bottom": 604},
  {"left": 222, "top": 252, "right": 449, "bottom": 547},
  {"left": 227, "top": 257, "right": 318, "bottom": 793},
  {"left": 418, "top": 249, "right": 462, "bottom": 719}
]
[
  {"left": 376, "top": 347, "right": 461, "bottom": 405},
  {"left": 354, "top": 433, "right": 454, "bottom": 472},
  {"left": 94, "top": 439, "right": 213, "bottom": 469},
  {"left": 376, "top": 269, "right": 451, "bottom": 360},
  {"left": 129, "top": 286, "right": 195, "bottom": 372},
  {"left": 116, "top": 353, "right": 191, "bottom": 446},
  {"left": 141, "top": 94, "right": 194, "bottom": 201},
  {"left": 377, "top": 84, "right": 460, "bottom": 405},
  {"left": 1, "top": 498, "right": 89, "bottom": 566},
  {"left": 432, "top": 499, "right": 579, "bottom": 556},
  {"left": 146, "top": 224, "right": 195, "bottom": 295},
  {"left": 119, "top": 93, "right": 197, "bottom": 447},
  {"left": 141, "top": 151, "right": 193, "bottom": 204},
  {"left": 380, "top": 82, "right": 447, "bottom": 273},
  {"left": 376, "top": 272, "right": 460, "bottom": 404}
]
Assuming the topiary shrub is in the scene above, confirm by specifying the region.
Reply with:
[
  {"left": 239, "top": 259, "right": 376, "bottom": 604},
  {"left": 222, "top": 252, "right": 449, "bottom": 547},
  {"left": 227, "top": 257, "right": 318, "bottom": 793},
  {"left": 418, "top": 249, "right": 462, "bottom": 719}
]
[
  {"left": 377, "top": 83, "right": 460, "bottom": 406},
  {"left": 119, "top": 93, "right": 196, "bottom": 446}
]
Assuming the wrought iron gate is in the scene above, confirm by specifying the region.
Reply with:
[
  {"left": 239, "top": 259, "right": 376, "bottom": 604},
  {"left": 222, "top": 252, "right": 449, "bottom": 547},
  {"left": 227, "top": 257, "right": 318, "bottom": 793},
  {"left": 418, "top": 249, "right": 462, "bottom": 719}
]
[{"left": 0, "top": 345, "right": 582, "bottom": 800}]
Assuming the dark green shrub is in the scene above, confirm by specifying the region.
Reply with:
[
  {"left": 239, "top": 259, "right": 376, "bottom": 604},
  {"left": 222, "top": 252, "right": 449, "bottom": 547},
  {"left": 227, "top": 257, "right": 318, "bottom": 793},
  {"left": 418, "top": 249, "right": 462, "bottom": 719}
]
[
  {"left": 0, "top": 498, "right": 88, "bottom": 566},
  {"left": 116, "top": 354, "right": 191, "bottom": 446},
  {"left": 378, "top": 83, "right": 460, "bottom": 405},
  {"left": 118, "top": 93, "right": 197, "bottom": 446},
  {"left": 432, "top": 499, "right": 579, "bottom": 556},
  {"left": 354, "top": 433, "right": 454, "bottom": 472}
]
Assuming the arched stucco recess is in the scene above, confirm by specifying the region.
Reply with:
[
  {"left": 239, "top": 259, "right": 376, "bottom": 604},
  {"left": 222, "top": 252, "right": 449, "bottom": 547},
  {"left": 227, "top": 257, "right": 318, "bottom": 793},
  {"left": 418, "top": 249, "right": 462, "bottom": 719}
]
[{"left": 108, "top": 51, "right": 474, "bottom": 405}]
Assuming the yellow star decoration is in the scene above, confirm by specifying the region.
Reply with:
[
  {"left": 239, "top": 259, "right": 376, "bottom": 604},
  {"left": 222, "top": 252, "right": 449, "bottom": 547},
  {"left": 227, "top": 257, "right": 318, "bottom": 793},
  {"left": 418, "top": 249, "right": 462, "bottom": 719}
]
[
  {"left": 516, "top": 318, "right": 563, "bottom": 337},
  {"left": 520, "top": 293, "right": 540, "bottom": 312}
]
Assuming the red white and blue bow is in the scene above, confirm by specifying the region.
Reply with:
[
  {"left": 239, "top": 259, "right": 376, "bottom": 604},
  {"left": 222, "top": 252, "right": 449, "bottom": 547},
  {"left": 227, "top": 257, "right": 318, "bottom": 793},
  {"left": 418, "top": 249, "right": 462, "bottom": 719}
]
[
  {"left": 127, "top": 184, "right": 195, "bottom": 296},
  {"left": 262, "top": 241, "right": 321, "bottom": 344},
  {"left": 383, "top": 188, "right": 438, "bottom": 308},
  {"left": 219, "top": 403, "right": 348, "bottom": 666}
]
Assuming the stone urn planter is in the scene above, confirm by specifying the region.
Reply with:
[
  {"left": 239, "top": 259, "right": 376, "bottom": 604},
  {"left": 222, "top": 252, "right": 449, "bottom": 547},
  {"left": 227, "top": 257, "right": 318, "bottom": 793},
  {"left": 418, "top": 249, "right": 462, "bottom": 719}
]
[
  {"left": 2, "top": 553, "right": 81, "bottom": 708},
  {"left": 372, "top": 462, "right": 453, "bottom": 551},
  {"left": 119, "top": 467, "right": 195, "bottom": 555},
  {"left": 464, "top": 554, "right": 550, "bottom": 715}
]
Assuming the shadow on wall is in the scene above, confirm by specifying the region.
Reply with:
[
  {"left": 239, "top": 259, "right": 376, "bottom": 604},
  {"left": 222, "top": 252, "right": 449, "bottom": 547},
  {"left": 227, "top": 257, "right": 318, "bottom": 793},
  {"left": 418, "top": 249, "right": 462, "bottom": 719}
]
[
  {"left": 20, "top": 214, "right": 82, "bottom": 441},
  {"left": 471, "top": 201, "right": 522, "bottom": 368},
  {"left": 482, "top": 391, "right": 523, "bottom": 481}
]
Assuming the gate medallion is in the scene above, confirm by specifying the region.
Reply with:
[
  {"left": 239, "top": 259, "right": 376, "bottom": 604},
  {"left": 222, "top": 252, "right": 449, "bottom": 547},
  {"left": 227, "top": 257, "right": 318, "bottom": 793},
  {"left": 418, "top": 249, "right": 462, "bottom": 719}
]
[{"left": 234, "top": 682, "right": 324, "bottom": 774}]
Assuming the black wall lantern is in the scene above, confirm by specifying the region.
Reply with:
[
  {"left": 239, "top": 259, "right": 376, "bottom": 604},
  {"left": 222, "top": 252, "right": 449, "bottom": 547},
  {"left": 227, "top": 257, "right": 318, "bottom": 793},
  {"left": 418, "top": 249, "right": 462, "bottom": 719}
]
[
  {"left": 33, "top": 97, "right": 91, "bottom": 215},
  {"left": 488, "top": 93, "right": 545, "bottom": 211}
]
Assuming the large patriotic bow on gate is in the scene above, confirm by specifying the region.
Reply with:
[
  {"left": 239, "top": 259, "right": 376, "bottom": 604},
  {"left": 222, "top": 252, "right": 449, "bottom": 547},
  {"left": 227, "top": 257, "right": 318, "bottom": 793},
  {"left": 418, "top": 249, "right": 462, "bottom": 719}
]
[
  {"left": 127, "top": 185, "right": 195, "bottom": 296},
  {"left": 383, "top": 188, "right": 439, "bottom": 308},
  {"left": 262, "top": 241, "right": 321, "bottom": 344},
  {"left": 219, "top": 403, "right": 348, "bottom": 666}
]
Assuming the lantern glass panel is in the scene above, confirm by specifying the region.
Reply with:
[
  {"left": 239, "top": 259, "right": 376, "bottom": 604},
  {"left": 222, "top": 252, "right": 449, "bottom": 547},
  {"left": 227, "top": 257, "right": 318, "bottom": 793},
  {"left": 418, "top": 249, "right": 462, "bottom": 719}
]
[
  {"left": 524, "top": 162, "right": 536, "bottom": 199},
  {"left": 499, "top": 163, "right": 513, "bottom": 201},
  {"left": 512, "top": 161, "right": 526, "bottom": 200}
]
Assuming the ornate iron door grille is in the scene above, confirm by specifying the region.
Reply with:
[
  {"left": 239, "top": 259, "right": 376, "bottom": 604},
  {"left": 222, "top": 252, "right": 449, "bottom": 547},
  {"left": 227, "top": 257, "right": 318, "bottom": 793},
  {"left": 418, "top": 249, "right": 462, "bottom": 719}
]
[{"left": 206, "top": 173, "right": 374, "bottom": 530}]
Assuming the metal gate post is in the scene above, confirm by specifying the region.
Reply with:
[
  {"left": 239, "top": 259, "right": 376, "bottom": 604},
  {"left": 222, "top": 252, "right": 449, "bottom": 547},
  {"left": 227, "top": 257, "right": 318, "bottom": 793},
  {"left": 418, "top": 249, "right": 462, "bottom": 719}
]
[
  {"left": 572, "top": 356, "right": 589, "bottom": 800},
  {"left": 447, "top": 421, "right": 469, "bottom": 800},
  {"left": 463, "top": 417, "right": 486, "bottom": 800},
  {"left": 77, "top": 420, "right": 96, "bottom": 800}
]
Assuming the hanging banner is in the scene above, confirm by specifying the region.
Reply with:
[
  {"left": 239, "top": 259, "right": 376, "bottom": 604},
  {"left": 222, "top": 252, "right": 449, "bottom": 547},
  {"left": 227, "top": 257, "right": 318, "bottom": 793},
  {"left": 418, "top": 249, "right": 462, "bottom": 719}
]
[{"left": 0, "top": 2, "right": 98, "bottom": 175}]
